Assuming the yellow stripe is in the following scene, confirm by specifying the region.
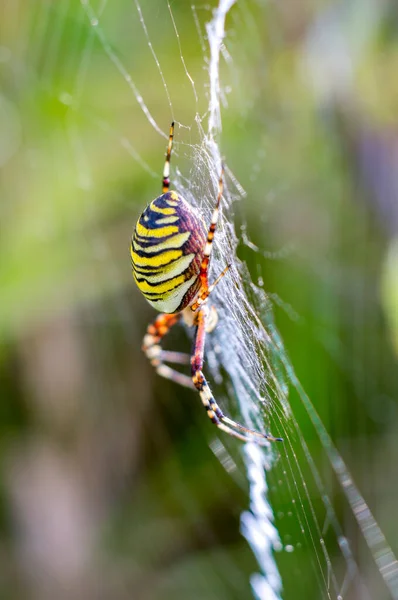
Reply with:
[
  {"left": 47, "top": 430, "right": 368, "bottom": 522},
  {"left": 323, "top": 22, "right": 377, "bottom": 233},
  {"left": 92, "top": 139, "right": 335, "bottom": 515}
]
[
  {"left": 150, "top": 202, "right": 176, "bottom": 215},
  {"left": 133, "top": 253, "right": 195, "bottom": 284},
  {"left": 136, "top": 220, "right": 178, "bottom": 238},
  {"left": 169, "top": 191, "right": 179, "bottom": 201},
  {"left": 132, "top": 231, "right": 190, "bottom": 254},
  {"left": 131, "top": 248, "right": 182, "bottom": 267},
  {"left": 155, "top": 216, "right": 179, "bottom": 224},
  {"left": 135, "top": 273, "right": 186, "bottom": 295}
]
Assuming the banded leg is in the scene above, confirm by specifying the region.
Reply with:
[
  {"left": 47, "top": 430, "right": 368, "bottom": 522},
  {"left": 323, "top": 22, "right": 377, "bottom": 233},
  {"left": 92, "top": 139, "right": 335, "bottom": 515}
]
[
  {"left": 191, "top": 305, "right": 282, "bottom": 443},
  {"left": 162, "top": 122, "right": 174, "bottom": 193},
  {"left": 143, "top": 312, "right": 194, "bottom": 389},
  {"left": 191, "top": 166, "right": 226, "bottom": 313},
  {"left": 159, "top": 351, "right": 191, "bottom": 365}
]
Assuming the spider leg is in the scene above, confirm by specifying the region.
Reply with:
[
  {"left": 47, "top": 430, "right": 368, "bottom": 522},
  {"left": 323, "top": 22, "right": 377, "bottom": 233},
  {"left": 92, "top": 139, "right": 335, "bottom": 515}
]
[
  {"left": 159, "top": 351, "right": 191, "bottom": 365},
  {"left": 191, "top": 305, "right": 282, "bottom": 443},
  {"left": 143, "top": 313, "right": 194, "bottom": 389},
  {"left": 162, "top": 122, "right": 174, "bottom": 193},
  {"left": 191, "top": 166, "right": 225, "bottom": 313}
]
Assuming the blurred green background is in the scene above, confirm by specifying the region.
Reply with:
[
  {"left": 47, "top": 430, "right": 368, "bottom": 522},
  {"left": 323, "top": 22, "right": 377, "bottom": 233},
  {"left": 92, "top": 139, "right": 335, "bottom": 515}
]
[{"left": 1, "top": 0, "right": 398, "bottom": 599}]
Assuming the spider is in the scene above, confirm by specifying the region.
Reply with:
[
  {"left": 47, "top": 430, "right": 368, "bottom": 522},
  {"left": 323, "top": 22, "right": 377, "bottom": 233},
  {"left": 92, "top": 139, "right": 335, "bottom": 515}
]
[{"left": 131, "top": 122, "right": 282, "bottom": 444}]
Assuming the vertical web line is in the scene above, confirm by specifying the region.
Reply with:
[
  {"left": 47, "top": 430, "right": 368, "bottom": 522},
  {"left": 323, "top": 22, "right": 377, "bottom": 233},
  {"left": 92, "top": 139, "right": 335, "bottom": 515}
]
[{"left": 204, "top": 3, "right": 283, "bottom": 599}]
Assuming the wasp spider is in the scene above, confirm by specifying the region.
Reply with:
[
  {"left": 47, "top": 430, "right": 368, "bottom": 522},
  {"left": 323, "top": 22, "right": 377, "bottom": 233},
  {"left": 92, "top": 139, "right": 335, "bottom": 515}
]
[{"left": 131, "top": 123, "right": 282, "bottom": 444}]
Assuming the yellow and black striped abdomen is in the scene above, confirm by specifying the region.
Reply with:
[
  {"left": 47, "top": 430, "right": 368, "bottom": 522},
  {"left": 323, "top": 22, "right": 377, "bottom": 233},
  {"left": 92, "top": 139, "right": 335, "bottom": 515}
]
[{"left": 131, "top": 191, "right": 207, "bottom": 313}]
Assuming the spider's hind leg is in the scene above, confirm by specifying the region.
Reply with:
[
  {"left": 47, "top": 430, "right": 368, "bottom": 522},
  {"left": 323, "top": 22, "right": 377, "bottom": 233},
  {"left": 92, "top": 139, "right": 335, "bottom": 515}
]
[
  {"left": 190, "top": 167, "right": 225, "bottom": 313},
  {"left": 191, "top": 305, "right": 282, "bottom": 443},
  {"left": 143, "top": 313, "right": 194, "bottom": 389}
]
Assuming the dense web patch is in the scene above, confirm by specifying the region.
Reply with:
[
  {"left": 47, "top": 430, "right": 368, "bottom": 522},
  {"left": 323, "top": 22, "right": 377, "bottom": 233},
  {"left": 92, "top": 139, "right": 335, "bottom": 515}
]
[{"left": 35, "top": 0, "right": 398, "bottom": 598}]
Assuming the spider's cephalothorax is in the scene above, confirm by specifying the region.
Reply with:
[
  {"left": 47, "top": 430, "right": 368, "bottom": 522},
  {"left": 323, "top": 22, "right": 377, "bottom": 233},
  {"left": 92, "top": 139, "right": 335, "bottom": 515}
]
[{"left": 131, "top": 122, "right": 282, "bottom": 445}]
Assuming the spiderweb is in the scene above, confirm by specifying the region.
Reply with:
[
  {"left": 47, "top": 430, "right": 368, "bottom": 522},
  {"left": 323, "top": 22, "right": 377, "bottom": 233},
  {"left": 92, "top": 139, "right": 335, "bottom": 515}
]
[{"left": 5, "top": 0, "right": 398, "bottom": 599}]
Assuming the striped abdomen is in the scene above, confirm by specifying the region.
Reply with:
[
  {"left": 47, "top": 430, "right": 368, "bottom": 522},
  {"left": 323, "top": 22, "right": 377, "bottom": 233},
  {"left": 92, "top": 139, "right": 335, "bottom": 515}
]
[{"left": 131, "top": 191, "right": 207, "bottom": 313}]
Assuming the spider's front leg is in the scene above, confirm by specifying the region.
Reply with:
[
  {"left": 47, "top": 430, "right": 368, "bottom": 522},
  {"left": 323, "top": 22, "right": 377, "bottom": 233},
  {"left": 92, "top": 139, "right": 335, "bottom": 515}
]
[
  {"left": 143, "top": 313, "right": 194, "bottom": 389},
  {"left": 191, "top": 305, "right": 282, "bottom": 443}
]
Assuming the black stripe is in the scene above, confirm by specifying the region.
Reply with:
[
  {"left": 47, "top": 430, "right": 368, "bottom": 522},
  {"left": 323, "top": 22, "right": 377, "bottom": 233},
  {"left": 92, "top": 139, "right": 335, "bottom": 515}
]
[
  {"left": 132, "top": 253, "right": 187, "bottom": 271},
  {"left": 132, "top": 261, "right": 185, "bottom": 275},
  {"left": 132, "top": 240, "right": 186, "bottom": 259},
  {"left": 133, "top": 233, "right": 170, "bottom": 246},
  {"left": 141, "top": 287, "right": 179, "bottom": 298},
  {"left": 139, "top": 213, "right": 178, "bottom": 230},
  {"left": 133, "top": 270, "right": 189, "bottom": 287},
  {"left": 153, "top": 193, "right": 180, "bottom": 207},
  {"left": 133, "top": 232, "right": 178, "bottom": 247},
  {"left": 132, "top": 263, "right": 164, "bottom": 274}
]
